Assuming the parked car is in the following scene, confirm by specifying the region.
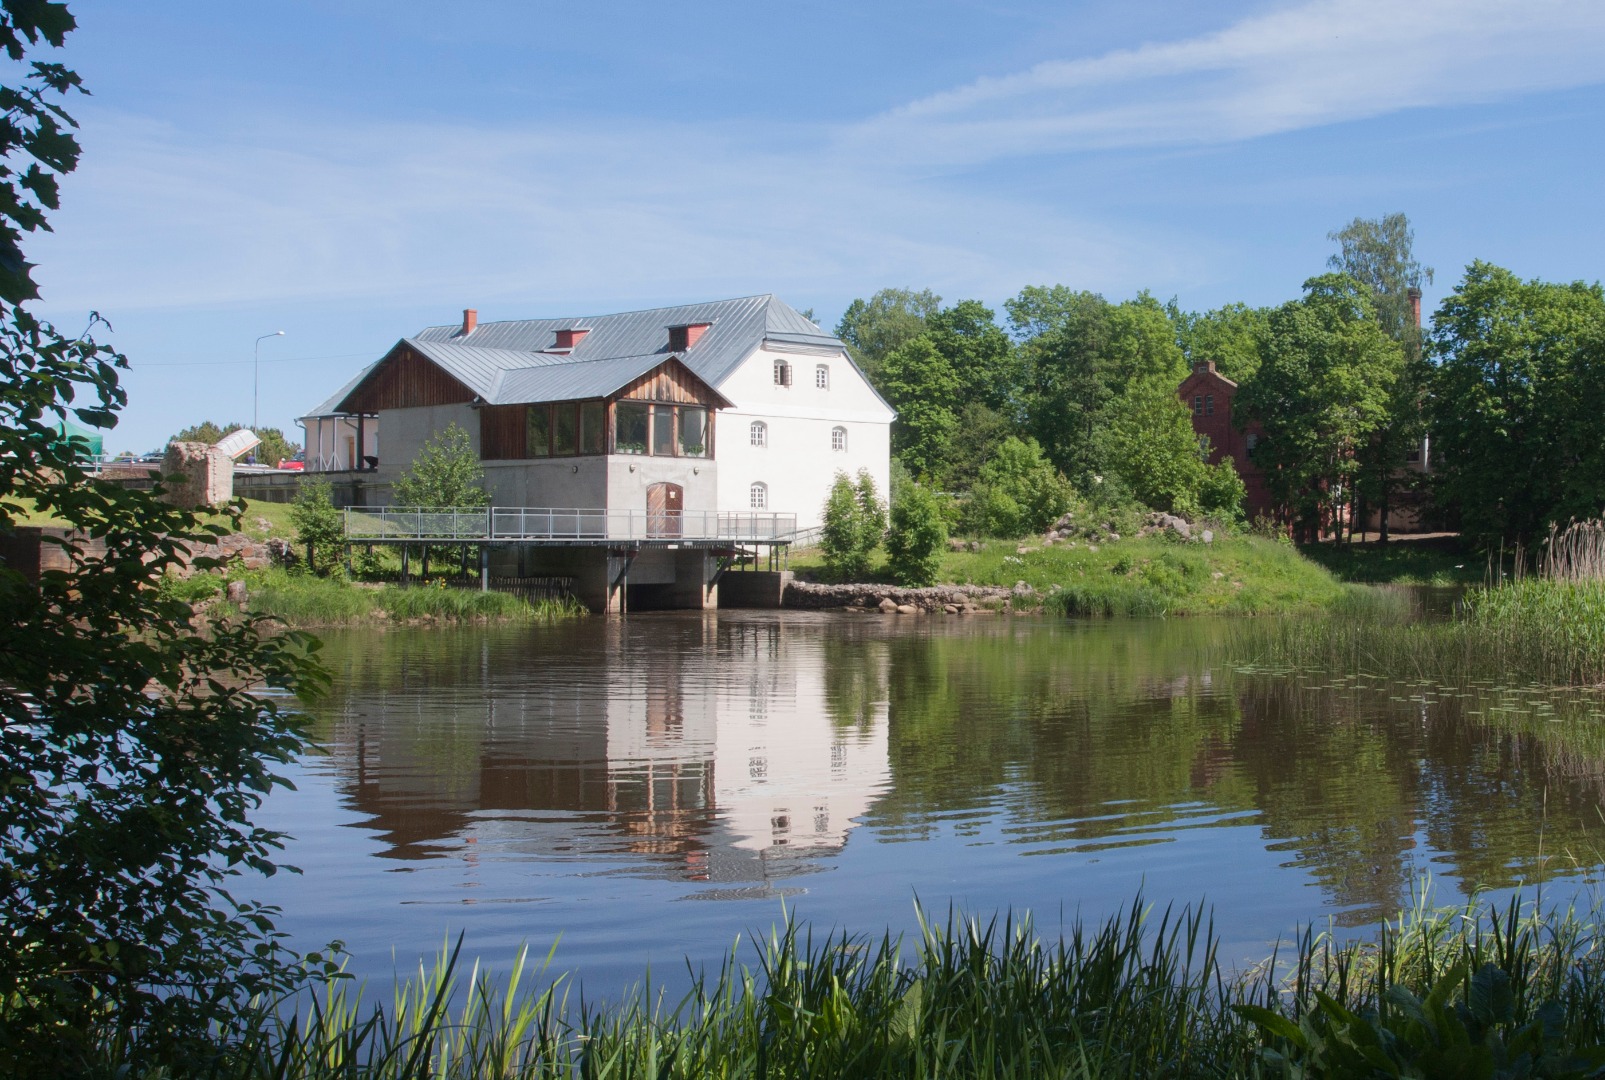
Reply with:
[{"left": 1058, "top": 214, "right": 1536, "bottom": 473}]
[{"left": 278, "top": 451, "right": 306, "bottom": 471}]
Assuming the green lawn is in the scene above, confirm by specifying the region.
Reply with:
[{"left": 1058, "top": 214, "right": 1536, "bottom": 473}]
[{"left": 1297, "top": 534, "right": 1481, "bottom": 586}]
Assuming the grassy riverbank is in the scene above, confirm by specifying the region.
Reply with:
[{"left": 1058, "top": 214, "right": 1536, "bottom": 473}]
[
  {"left": 179, "top": 567, "right": 583, "bottom": 627},
  {"left": 795, "top": 533, "right": 1358, "bottom": 616},
  {"left": 91, "top": 892, "right": 1605, "bottom": 1078},
  {"left": 1243, "top": 577, "right": 1605, "bottom": 688}
]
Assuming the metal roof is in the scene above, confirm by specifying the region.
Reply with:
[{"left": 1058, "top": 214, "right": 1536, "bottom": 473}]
[
  {"left": 494, "top": 353, "right": 731, "bottom": 407},
  {"left": 413, "top": 294, "right": 846, "bottom": 390},
  {"left": 300, "top": 359, "right": 381, "bottom": 419}
]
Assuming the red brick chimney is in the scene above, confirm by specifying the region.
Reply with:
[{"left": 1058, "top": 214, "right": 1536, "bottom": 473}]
[
  {"left": 461, "top": 308, "right": 478, "bottom": 336},
  {"left": 1407, "top": 287, "right": 1422, "bottom": 328},
  {"left": 554, "top": 327, "right": 589, "bottom": 350}
]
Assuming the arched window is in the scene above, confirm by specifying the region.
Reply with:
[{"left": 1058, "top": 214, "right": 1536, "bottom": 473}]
[
  {"left": 831, "top": 426, "right": 847, "bottom": 452},
  {"left": 773, "top": 359, "right": 792, "bottom": 386},
  {"left": 750, "top": 420, "right": 767, "bottom": 447},
  {"left": 750, "top": 481, "right": 768, "bottom": 510},
  {"left": 815, "top": 364, "right": 830, "bottom": 389}
]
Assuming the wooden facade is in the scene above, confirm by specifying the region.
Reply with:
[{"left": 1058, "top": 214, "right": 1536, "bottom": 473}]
[
  {"left": 479, "top": 404, "right": 526, "bottom": 460},
  {"left": 615, "top": 357, "right": 722, "bottom": 406},
  {"left": 339, "top": 344, "right": 475, "bottom": 414}
]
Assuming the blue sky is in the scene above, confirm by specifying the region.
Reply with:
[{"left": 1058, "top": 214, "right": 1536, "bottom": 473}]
[{"left": 27, "top": 0, "right": 1605, "bottom": 454}]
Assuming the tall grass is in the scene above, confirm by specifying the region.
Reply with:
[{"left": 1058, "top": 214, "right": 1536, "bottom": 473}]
[
  {"left": 92, "top": 892, "right": 1605, "bottom": 1078},
  {"left": 244, "top": 570, "right": 582, "bottom": 628}
]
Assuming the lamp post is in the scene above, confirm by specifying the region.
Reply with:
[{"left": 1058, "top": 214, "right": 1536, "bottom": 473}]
[{"left": 253, "top": 330, "right": 285, "bottom": 435}]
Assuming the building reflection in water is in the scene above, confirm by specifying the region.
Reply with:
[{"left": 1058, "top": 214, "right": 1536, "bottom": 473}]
[{"left": 319, "top": 614, "right": 891, "bottom": 888}]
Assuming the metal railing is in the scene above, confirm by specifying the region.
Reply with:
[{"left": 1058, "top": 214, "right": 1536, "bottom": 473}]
[{"left": 344, "top": 507, "right": 798, "bottom": 543}]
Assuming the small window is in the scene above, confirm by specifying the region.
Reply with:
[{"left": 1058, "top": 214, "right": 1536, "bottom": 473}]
[
  {"left": 669, "top": 326, "right": 689, "bottom": 351},
  {"left": 750, "top": 420, "right": 767, "bottom": 448},
  {"left": 526, "top": 404, "right": 552, "bottom": 457},
  {"left": 774, "top": 359, "right": 792, "bottom": 386},
  {"left": 1193, "top": 395, "right": 1203, "bottom": 416},
  {"left": 1245, "top": 433, "right": 1259, "bottom": 452},
  {"left": 750, "top": 481, "right": 768, "bottom": 510},
  {"left": 815, "top": 364, "right": 830, "bottom": 390},
  {"left": 1405, "top": 446, "right": 1421, "bottom": 463},
  {"left": 1205, "top": 394, "right": 1214, "bottom": 417},
  {"left": 831, "top": 426, "right": 847, "bottom": 452},
  {"left": 615, "top": 402, "right": 649, "bottom": 455}
]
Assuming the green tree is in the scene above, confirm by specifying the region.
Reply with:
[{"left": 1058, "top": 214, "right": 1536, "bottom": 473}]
[
  {"left": 1170, "top": 300, "right": 1270, "bottom": 384},
  {"left": 1328, "top": 214, "right": 1434, "bottom": 541},
  {"left": 820, "top": 469, "right": 885, "bottom": 579},
  {"left": 965, "top": 436, "right": 1073, "bottom": 538},
  {"left": 290, "top": 475, "right": 343, "bottom": 573},
  {"left": 0, "top": 6, "right": 325, "bottom": 1070},
  {"left": 833, "top": 287, "right": 940, "bottom": 378},
  {"left": 1238, "top": 274, "right": 1404, "bottom": 539},
  {"left": 925, "top": 299, "right": 1018, "bottom": 414},
  {"left": 1101, "top": 374, "right": 1213, "bottom": 516},
  {"left": 885, "top": 481, "right": 947, "bottom": 586},
  {"left": 877, "top": 336, "right": 959, "bottom": 481},
  {"left": 392, "top": 421, "right": 489, "bottom": 507},
  {"left": 1427, "top": 262, "right": 1605, "bottom": 545}
]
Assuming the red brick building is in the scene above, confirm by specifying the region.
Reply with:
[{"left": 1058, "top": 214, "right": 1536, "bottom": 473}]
[{"left": 1177, "top": 360, "right": 1274, "bottom": 521}]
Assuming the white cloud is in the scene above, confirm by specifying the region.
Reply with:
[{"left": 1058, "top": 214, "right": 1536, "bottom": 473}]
[{"left": 848, "top": 0, "right": 1605, "bottom": 162}]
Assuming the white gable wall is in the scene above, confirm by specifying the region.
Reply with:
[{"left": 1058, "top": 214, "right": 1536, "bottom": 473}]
[{"left": 713, "top": 346, "right": 893, "bottom": 530}]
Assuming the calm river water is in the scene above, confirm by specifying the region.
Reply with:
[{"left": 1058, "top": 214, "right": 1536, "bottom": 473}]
[{"left": 248, "top": 611, "right": 1605, "bottom": 992}]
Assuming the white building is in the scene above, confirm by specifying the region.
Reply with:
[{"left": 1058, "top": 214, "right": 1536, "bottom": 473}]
[{"left": 299, "top": 295, "right": 893, "bottom": 529}]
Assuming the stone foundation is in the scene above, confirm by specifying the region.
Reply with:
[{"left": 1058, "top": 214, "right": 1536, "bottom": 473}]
[{"left": 783, "top": 580, "right": 1031, "bottom": 613}]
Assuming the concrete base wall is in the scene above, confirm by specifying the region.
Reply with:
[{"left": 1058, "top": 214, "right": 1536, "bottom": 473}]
[
  {"left": 484, "top": 543, "right": 718, "bottom": 614},
  {"left": 718, "top": 570, "right": 792, "bottom": 609}
]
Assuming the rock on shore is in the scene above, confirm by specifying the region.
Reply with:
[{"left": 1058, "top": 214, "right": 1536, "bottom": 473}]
[{"left": 783, "top": 581, "right": 1032, "bottom": 613}]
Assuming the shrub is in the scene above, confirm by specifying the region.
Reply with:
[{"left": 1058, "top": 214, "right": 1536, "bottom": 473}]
[
  {"left": 393, "top": 422, "right": 489, "bottom": 507},
  {"left": 886, "top": 482, "right": 947, "bottom": 586},
  {"left": 964, "top": 436, "right": 1072, "bottom": 538},
  {"left": 290, "top": 475, "right": 343, "bottom": 573},
  {"left": 821, "top": 469, "right": 886, "bottom": 580}
]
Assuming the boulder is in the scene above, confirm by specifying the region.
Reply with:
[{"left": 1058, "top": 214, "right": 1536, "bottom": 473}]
[
  {"left": 878, "top": 597, "right": 899, "bottom": 614},
  {"left": 896, "top": 604, "right": 919, "bottom": 615}
]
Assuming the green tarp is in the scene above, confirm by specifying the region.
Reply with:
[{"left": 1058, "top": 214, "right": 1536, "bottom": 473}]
[{"left": 53, "top": 419, "right": 104, "bottom": 461}]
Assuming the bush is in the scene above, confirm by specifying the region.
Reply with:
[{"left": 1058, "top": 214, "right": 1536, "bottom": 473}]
[
  {"left": 886, "top": 482, "right": 947, "bottom": 586},
  {"left": 393, "top": 422, "right": 489, "bottom": 507},
  {"left": 821, "top": 469, "right": 886, "bottom": 580},
  {"left": 964, "top": 436, "right": 1072, "bottom": 538}
]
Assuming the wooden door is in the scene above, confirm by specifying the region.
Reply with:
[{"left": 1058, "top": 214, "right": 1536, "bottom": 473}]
[{"left": 647, "top": 482, "right": 683, "bottom": 538}]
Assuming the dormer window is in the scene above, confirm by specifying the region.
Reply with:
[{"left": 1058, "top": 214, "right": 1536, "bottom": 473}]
[
  {"left": 554, "top": 327, "right": 589, "bottom": 350},
  {"left": 669, "top": 323, "right": 711, "bottom": 351}
]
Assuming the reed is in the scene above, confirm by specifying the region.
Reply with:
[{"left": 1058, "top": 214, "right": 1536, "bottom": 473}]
[{"left": 105, "top": 892, "right": 1604, "bottom": 1079}]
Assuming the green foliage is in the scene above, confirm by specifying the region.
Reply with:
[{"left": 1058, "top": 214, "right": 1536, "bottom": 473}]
[
  {"left": 820, "top": 469, "right": 886, "bottom": 580},
  {"left": 833, "top": 286, "right": 940, "bottom": 378},
  {"left": 877, "top": 335, "right": 959, "bottom": 480},
  {"left": 964, "top": 436, "right": 1072, "bottom": 538},
  {"left": 1102, "top": 373, "right": 1216, "bottom": 516},
  {"left": 1427, "top": 261, "right": 1605, "bottom": 546},
  {"left": 173, "top": 420, "right": 299, "bottom": 466},
  {"left": 1171, "top": 300, "right": 1271, "bottom": 384},
  {"left": 1328, "top": 212, "right": 1434, "bottom": 350},
  {"left": 886, "top": 482, "right": 947, "bottom": 586},
  {"left": 290, "top": 475, "right": 343, "bottom": 573},
  {"left": 1199, "top": 458, "right": 1248, "bottom": 521},
  {"left": 1238, "top": 274, "right": 1405, "bottom": 537},
  {"left": 243, "top": 567, "right": 581, "bottom": 627},
  {"left": 0, "top": 8, "right": 326, "bottom": 1069},
  {"left": 392, "top": 421, "right": 490, "bottom": 508}
]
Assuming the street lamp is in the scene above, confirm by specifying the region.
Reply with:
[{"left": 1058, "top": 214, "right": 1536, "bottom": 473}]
[{"left": 253, "top": 330, "right": 285, "bottom": 434}]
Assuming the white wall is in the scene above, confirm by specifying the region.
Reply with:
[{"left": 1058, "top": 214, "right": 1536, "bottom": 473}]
[
  {"left": 376, "top": 403, "right": 478, "bottom": 483},
  {"left": 301, "top": 415, "right": 377, "bottom": 472},
  {"left": 714, "top": 347, "right": 894, "bottom": 529}
]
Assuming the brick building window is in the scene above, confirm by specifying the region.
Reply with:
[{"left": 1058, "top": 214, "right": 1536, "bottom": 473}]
[
  {"left": 1193, "top": 395, "right": 1203, "bottom": 415},
  {"left": 1205, "top": 394, "right": 1214, "bottom": 416}
]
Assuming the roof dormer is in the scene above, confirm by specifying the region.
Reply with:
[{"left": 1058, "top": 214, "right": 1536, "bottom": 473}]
[
  {"left": 553, "top": 327, "right": 590, "bottom": 351},
  {"left": 668, "top": 322, "right": 711, "bottom": 352}
]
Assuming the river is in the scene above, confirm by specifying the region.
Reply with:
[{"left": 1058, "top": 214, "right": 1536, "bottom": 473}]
[{"left": 246, "top": 610, "right": 1605, "bottom": 994}]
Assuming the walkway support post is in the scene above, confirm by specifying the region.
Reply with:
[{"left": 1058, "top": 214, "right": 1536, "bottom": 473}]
[{"left": 480, "top": 544, "right": 489, "bottom": 592}]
